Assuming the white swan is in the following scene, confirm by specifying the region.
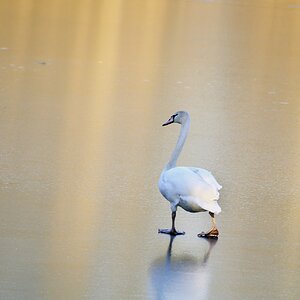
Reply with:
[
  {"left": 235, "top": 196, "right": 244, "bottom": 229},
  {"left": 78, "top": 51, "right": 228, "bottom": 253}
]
[{"left": 158, "top": 111, "right": 222, "bottom": 238}]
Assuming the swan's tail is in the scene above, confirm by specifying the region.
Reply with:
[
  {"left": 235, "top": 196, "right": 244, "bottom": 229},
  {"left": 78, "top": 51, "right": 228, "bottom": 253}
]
[
  {"left": 203, "top": 199, "right": 221, "bottom": 215},
  {"left": 211, "top": 202, "right": 221, "bottom": 214}
]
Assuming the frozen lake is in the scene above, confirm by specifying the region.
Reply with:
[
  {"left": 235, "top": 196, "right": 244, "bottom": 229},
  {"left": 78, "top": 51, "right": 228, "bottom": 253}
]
[{"left": 0, "top": 0, "right": 299, "bottom": 299}]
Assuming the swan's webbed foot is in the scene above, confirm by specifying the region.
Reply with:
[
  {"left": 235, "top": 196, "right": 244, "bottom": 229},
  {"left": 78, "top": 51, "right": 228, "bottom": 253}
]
[
  {"left": 158, "top": 228, "right": 185, "bottom": 236},
  {"left": 159, "top": 211, "right": 184, "bottom": 236},
  {"left": 198, "top": 228, "right": 219, "bottom": 239}
]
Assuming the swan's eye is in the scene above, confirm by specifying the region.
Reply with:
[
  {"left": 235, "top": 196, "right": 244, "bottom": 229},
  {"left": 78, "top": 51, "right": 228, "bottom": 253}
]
[{"left": 172, "top": 113, "right": 178, "bottom": 120}]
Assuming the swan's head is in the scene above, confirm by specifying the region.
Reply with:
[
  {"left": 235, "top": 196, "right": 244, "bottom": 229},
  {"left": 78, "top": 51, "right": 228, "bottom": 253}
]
[{"left": 162, "top": 111, "right": 190, "bottom": 126}]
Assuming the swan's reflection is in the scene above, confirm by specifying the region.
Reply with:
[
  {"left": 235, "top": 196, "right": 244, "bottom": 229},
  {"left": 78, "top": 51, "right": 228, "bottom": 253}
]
[{"left": 150, "top": 237, "right": 217, "bottom": 300}]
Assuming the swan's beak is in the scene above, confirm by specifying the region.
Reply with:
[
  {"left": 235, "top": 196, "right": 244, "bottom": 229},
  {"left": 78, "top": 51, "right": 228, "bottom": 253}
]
[{"left": 162, "top": 117, "right": 174, "bottom": 126}]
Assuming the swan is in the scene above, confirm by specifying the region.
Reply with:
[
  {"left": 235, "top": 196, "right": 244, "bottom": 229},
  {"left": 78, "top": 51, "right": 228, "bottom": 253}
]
[{"left": 158, "top": 111, "right": 222, "bottom": 238}]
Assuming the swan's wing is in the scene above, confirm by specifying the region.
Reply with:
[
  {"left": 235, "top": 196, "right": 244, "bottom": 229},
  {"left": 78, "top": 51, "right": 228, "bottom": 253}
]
[{"left": 189, "top": 167, "right": 222, "bottom": 191}]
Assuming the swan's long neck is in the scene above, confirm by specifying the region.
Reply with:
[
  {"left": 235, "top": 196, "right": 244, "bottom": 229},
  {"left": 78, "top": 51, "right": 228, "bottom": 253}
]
[{"left": 165, "top": 117, "right": 190, "bottom": 170}]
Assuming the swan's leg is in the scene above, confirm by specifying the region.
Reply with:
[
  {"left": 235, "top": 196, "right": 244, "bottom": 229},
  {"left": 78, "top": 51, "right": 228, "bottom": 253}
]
[
  {"left": 158, "top": 211, "right": 185, "bottom": 236},
  {"left": 198, "top": 212, "right": 219, "bottom": 239}
]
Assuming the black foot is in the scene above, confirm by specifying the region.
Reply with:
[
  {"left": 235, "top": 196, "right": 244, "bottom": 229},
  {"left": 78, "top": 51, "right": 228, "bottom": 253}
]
[
  {"left": 158, "top": 228, "right": 185, "bottom": 236},
  {"left": 198, "top": 228, "right": 219, "bottom": 239}
]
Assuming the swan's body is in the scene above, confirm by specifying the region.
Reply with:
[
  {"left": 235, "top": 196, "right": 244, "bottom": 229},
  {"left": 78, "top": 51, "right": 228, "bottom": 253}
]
[
  {"left": 159, "top": 166, "right": 221, "bottom": 214},
  {"left": 158, "top": 111, "right": 222, "bottom": 237}
]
